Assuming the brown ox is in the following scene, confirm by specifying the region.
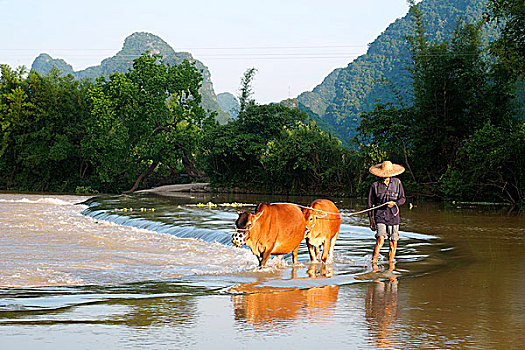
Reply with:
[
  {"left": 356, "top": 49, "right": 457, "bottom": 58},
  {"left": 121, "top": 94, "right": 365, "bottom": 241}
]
[
  {"left": 233, "top": 203, "right": 306, "bottom": 267},
  {"left": 302, "top": 199, "right": 341, "bottom": 263}
]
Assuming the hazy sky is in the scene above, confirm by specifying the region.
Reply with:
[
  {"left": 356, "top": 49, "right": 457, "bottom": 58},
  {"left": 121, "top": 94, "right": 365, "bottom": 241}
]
[{"left": 1, "top": 0, "right": 410, "bottom": 103}]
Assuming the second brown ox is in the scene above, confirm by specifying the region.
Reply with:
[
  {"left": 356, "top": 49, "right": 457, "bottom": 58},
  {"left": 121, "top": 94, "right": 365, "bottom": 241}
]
[{"left": 302, "top": 199, "right": 341, "bottom": 263}]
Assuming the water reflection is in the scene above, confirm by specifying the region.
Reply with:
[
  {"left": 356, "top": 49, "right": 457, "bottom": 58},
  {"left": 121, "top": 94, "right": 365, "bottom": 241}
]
[
  {"left": 106, "top": 296, "right": 194, "bottom": 328},
  {"left": 232, "top": 265, "right": 339, "bottom": 331},
  {"left": 365, "top": 263, "right": 399, "bottom": 349},
  {"left": 306, "top": 263, "right": 334, "bottom": 278}
]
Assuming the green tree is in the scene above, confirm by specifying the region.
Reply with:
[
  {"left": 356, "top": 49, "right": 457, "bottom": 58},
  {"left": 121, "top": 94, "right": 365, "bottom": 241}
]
[
  {"left": 238, "top": 68, "right": 257, "bottom": 115},
  {"left": 357, "top": 104, "right": 416, "bottom": 183},
  {"left": 201, "top": 103, "right": 305, "bottom": 187},
  {"left": 485, "top": 0, "right": 525, "bottom": 78},
  {"left": 441, "top": 121, "right": 524, "bottom": 203},
  {"left": 263, "top": 122, "right": 354, "bottom": 194},
  {"left": 0, "top": 67, "right": 31, "bottom": 189},
  {"left": 407, "top": 6, "right": 513, "bottom": 185},
  {"left": 205, "top": 104, "right": 306, "bottom": 185},
  {"left": 357, "top": 1, "right": 519, "bottom": 200},
  {"left": 0, "top": 65, "right": 92, "bottom": 192},
  {"left": 201, "top": 66, "right": 307, "bottom": 187},
  {"left": 83, "top": 53, "right": 212, "bottom": 192}
]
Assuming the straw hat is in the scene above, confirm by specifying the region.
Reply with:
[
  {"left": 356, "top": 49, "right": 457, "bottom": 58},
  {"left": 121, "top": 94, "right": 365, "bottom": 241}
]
[{"left": 369, "top": 161, "right": 405, "bottom": 177}]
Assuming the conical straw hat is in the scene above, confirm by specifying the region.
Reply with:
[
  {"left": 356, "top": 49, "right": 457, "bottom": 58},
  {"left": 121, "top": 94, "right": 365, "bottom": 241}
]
[{"left": 369, "top": 161, "right": 405, "bottom": 177}]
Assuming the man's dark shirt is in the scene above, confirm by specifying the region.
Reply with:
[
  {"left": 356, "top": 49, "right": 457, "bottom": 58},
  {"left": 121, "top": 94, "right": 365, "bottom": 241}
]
[{"left": 368, "top": 177, "right": 406, "bottom": 225}]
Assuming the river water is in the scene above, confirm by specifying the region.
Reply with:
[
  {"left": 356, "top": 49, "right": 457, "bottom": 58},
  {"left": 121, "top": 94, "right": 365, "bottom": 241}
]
[{"left": 0, "top": 192, "right": 523, "bottom": 349}]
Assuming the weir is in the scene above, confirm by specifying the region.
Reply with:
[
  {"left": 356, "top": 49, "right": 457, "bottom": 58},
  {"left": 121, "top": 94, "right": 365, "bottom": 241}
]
[{"left": 1, "top": 193, "right": 458, "bottom": 314}]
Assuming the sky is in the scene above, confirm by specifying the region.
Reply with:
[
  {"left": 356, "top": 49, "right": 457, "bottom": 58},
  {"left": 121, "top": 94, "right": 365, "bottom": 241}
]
[{"left": 1, "top": 0, "right": 410, "bottom": 104}]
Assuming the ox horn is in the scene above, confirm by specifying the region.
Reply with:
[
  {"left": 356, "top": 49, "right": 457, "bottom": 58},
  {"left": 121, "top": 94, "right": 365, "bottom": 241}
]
[{"left": 254, "top": 210, "right": 264, "bottom": 220}]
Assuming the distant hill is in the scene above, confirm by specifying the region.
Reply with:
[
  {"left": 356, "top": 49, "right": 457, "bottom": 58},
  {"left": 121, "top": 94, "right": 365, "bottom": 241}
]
[
  {"left": 296, "top": 0, "right": 495, "bottom": 143},
  {"left": 217, "top": 92, "right": 239, "bottom": 119},
  {"left": 31, "top": 32, "right": 231, "bottom": 124},
  {"left": 32, "top": 54, "right": 75, "bottom": 75}
]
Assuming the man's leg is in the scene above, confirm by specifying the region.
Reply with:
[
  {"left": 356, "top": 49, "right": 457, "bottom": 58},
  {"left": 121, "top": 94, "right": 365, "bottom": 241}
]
[
  {"left": 388, "top": 239, "right": 397, "bottom": 261},
  {"left": 387, "top": 224, "right": 399, "bottom": 261},
  {"left": 372, "top": 236, "right": 385, "bottom": 264},
  {"left": 373, "top": 223, "right": 387, "bottom": 264}
]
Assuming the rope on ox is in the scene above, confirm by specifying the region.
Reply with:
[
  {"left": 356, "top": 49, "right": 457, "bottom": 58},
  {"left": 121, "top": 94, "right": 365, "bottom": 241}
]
[
  {"left": 269, "top": 202, "right": 399, "bottom": 217},
  {"left": 232, "top": 202, "right": 398, "bottom": 240}
]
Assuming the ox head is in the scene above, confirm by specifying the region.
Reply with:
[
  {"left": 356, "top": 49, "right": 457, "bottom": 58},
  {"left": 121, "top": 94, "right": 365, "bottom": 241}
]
[
  {"left": 232, "top": 212, "right": 252, "bottom": 247},
  {"left": 302, "top": 208, "right": 327, "bottom": 238},
  {"left": 232, "top": 210, "right": 265, "bottom": 247}
]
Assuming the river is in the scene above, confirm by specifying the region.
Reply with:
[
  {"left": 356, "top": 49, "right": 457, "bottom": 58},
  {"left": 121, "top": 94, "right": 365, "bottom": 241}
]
[{"left": 0, "top": 192, "right": 523, "bottom": 349}]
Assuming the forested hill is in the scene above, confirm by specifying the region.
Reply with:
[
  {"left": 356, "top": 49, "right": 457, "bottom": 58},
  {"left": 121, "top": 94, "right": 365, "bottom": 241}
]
[
  {"left": 296, "top": 0, "right": 493, "bottom": 142},
  {"left": 217, "top": 92, "right": 239, "bottom": 119},
  {"left": 31, "top": 32, "right": 231, "bottom": 124}
]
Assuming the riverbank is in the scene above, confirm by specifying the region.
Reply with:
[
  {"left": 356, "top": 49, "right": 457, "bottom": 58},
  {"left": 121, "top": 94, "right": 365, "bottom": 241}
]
[
  {"left": 136, "top": 182, "right": 353, "bottom": 199},
  {"left": 136, "top": 183, "right": 211, "bottom": 196}
]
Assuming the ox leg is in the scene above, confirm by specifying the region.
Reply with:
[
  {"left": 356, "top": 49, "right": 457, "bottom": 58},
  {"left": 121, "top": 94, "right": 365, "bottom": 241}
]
[
  {"left": 259, "top": 250, "right": 272, "bottom": 267},
  {"left": 292, "top": 246, "right": 300, "bottom": 265},
  {"left": 274, "top": 255, "right": 285, "bottom": 266},
  {"left": 321, "top": 238, "right": 332, "bottom": 263},
  {"left": 326, "top": 232, "right": 340, "bottom": 264},
  {"left": 306, "top": 238, "right": 318, "bottom": 262}
]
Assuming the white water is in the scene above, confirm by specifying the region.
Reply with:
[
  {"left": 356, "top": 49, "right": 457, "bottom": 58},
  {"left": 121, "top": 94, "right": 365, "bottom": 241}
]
[{"left": 0, "top": 194, "right": 257, "bottom": 287}]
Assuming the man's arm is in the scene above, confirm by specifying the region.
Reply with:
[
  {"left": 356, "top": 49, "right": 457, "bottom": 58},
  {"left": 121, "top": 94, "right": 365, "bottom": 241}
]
[
  {"left": 396, "top": 180, "right": 406, "bottom": 206},
  {"left": 387, "top": 179, "right": 405, "bottom": 208},
  {"left": 368, "top": 183, "right": 375, "bottom": 231}
]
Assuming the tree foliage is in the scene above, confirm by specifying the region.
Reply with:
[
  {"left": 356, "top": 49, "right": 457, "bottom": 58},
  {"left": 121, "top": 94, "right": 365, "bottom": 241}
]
[
  {"left": 0, "top": 65, "right": 91, "bottom": 192},
  {"left": 1, "top": 0, "right": 523, "bottom": 203},
  {"left": 238, "top": 68, "right": 257, "bottom": 115},
  {"left": 485, "top": 0, "right": 525, "bottom": 78},
  {"left": 441, "top": 121, "right": 524, "bottom": 202},
  {"left": 357, "top": 1, "right": 523, "bottom": 204},
  {"left": 0, "top": 54, "right": 213, "bottom": 193},
  {"left": 199, "top": 66, "right": 358, "bottom": 194},
  {"left": 83, "top": 53, "right": 213, "bottom": 192},
  {"left": 297, "top": 0, "right": 498, "bottom": 143},
  {"left": 263, "top": 122, "right": 355, "bottom": 194},
  {"left": 201, "top": 103, "right": 305, "bottom": 186}
]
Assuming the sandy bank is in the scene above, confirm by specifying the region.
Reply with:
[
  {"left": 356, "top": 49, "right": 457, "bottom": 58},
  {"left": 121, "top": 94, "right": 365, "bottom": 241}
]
[{"left": 136, "top": 183, "right": 210, "bottom": 196}]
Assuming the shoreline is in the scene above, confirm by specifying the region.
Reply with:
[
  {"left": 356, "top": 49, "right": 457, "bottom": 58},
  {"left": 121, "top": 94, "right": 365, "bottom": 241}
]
[
  {"left": 1, "top": 186, "right": 517, "bottom": 209},
  {"left": 135, "top": 183, "right": 211, "bottom": 198},
  {"left": 136, "top": 183, "right": 351, "bottom": 199},
  {"left": 136, "top": 182, "right": 211, "bottom": 196}
]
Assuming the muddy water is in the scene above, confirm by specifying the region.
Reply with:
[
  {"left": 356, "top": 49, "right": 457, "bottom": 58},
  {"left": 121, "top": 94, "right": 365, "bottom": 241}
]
[{"left": 0, "top": 193, "right": 523, "bottom": 349}]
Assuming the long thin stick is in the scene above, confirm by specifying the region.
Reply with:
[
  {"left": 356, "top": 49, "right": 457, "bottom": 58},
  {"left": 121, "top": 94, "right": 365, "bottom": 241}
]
[{"left": 270, "top": 202, "right": 395, "bottom": 216}]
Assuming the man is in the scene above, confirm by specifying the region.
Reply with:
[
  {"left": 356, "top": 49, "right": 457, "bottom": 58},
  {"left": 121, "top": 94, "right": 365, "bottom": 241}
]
[{"left": 368, "top": 161, "right": 406, "bottom": 267}]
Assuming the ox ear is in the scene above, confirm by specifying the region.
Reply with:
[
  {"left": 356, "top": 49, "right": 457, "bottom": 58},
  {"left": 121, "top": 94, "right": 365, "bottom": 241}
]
[
  {"left": 302, "top": 207, "right": 311, "bottom": 218},
  {"left": 248, "top": 210, "right": 264, "bottom": 225}
]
